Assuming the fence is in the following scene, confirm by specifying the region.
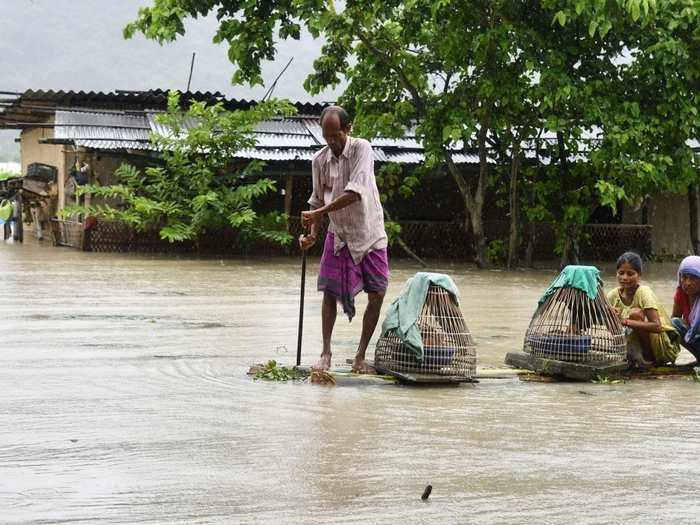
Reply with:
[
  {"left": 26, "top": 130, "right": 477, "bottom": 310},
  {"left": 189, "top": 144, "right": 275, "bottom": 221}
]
[
  {"left": 48, "top": 218, "right": 653, "bottom": 261},
  {"left": 50, "top": 219, "right": 85, "bottom": 250}
]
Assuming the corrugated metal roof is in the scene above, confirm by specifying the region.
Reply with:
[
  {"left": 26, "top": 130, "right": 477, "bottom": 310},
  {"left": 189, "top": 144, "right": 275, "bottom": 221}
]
[
  {"left": 146, "top": 112, "right": 197, "bottom": 138},
  {"left": 147, "top": 112, "right": 322, "bottom": 149},
  {"left": 371, "top": 136, "right": 424, "bottom": 149},
  {"left": 55, "top": 110, "right": 151, "bottom": 142},
  {"left": 374, "top": 150, "right": 482, "bottom": 164},
  {"left": 253, "top": 133, "right": 319, "bottom": 148},
  {"left": 255, "top": 119, "right": 313, "bottom": 136},
  {"left": 231, "top": 147, "right": 462, "bottom": 164},
  {"left": 43, "top": 107, "right": 484, "bottom": 164},
  {"left": 0, "top": 89, "right": 327, "bottom": 125},
  {"left": 302, "top": 118, "right": 325, "bottom": 145},
  {"left": 233, "top": 148, "right": 316, "bottom": 161},
  {"left": 74, "top": 139, "right": 153, "bottom": 150}
]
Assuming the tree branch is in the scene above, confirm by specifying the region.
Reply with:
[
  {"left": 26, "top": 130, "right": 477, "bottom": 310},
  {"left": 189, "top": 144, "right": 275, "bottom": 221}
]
[
  {"left": 383, "top": 208, "right": 427, "bottom": 267},
  {"left": 445, "top": 152, "right": 474, "bottom": 210},
  {"left": 355, "top": 31, "right": 427, "bottom": 117}
]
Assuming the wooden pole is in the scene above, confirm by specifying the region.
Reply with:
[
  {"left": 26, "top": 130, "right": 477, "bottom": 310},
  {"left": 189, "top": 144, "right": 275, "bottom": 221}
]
[
  {"left": 186, "top": 52, "right": 196, "bottom": 92},
  {"left": 284, "top": 174, "right": 294, "bottom": 217},
  {"left": 296, "top": 249, "right": 307, "bottom": 367},
  {"left": 15, "top": 192, "right": 23, "bottom": 242}
]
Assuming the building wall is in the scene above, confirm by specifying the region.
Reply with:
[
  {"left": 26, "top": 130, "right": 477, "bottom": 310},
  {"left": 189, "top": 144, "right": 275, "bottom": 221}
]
[
  {"left": 20, "top": 125, "right": 67, "bottom": 209},
  {"left": 624, "top": 193, "right": 692, "bottom": 256},
  {"left": 20, "top": 127, "right": 155, "bottom": 216}
]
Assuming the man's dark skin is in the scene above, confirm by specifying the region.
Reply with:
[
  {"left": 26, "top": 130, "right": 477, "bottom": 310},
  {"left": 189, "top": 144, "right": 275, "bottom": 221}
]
[{"left": 299, "top": 112, "right": 385, "bottom": 372}]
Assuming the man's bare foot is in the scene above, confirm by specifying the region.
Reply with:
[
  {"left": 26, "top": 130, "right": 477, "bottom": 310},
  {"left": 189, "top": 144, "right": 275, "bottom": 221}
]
[
  {"left": 313, "top": 353, "right": 332, "bottom": 371},
  {"left": 351, "top": 357, "right": 374, "bottom": 374}
]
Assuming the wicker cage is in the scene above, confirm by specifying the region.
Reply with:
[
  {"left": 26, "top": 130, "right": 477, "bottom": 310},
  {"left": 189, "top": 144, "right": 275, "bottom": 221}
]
[
  {"left": 375, "top": 284, "right": 477, "bottom": 378},
  {"left": 524, "top": 283, "right": 626, "bottom": 363}
]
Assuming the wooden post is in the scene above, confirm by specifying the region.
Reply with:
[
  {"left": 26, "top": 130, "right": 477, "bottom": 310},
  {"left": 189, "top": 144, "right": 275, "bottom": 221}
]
[
  {"left": 14, "top": 192, "right": 23, "bottom": 242},
  {"left": 84, "top": 151, "right": 94, "bottom": 209},
  {"left": 284, "top": 174, "right": 294, "bottom": 217}
]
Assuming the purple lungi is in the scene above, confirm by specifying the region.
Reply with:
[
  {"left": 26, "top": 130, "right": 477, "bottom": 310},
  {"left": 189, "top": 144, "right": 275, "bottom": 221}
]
[{"left": 318, "top": 232, "right": 389, "bottom": 321}]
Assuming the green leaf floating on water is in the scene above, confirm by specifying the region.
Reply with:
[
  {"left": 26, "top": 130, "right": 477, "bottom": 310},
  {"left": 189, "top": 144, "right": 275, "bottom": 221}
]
[{"left": 251, "top": 360, "right": 309, "bottom": 382}]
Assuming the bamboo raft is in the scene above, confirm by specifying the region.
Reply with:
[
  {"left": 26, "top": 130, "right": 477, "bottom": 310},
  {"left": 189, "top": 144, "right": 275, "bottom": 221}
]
[
  {"left": 325, "top": 359, "right": 524, "bottom": 385},
  {"left": 505, "top": 351, "right": 699, "bottom": 382}
]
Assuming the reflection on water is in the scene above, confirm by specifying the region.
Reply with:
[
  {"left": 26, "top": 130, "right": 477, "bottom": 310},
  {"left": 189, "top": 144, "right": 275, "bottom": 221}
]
[{"left": 1, "top": 239, "right": 699, "bottom": 523}]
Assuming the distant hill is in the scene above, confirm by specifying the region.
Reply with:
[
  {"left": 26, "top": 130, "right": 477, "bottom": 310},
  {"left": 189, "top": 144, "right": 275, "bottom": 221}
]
[{"left": 0, "top": 0, "right": 342, "bottom": 161}]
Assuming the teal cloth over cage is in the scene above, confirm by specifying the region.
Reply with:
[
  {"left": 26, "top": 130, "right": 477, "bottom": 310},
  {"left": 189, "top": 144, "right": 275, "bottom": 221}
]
[
  {"left": 538, "top": 265, "right": 601, "bottom": 305},
  {"left": 381, "top": 272, "right": 460, "bottom": 363}
]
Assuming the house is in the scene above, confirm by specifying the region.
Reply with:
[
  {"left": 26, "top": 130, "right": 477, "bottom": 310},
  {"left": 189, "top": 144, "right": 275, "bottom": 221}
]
[
  {"left": 0, "top": 89, "right": 483, "bottom": 256},
  {"left": 1, "top": 88, "right": 677, "bottom": 260}
]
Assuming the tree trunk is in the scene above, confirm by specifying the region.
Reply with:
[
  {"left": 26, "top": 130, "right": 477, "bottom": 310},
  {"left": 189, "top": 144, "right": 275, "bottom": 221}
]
[
  {"left": 445, "top": 154, "right": 489, "bottom": 268},
  {"left": 470, "top": 199, "right": 487, "bottom": 268},
  {"left": 559, "top": 223, "right": 581, "bottom": 268},
  {"left": 690, "top": 184, "right": 700, "bottom": 255},
  {"left": 525, "top": 222, "right": 536, "bottom": 268},
  {"left": 472, "top": 105, "right": 492, "bottom": 268},
  {"left": 556, "top": 131, "right": 579, "bottom": 265},
  {"left": 507, "top": 142, "right": 521, "bottom": 269}
]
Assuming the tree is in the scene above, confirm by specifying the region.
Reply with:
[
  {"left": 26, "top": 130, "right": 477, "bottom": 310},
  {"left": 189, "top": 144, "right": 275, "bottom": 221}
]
[
  {"left": 125, "top": 0, "right": 547, "bottom": 267},
  {"left": 64, "top": 91, "right": 295, "bottom": 246},
  {"left": 125, "top": 0, "right": 700, "bottom": 264},
  {"left": 550, "top": 0, "right": 700, "bottom": 255}
]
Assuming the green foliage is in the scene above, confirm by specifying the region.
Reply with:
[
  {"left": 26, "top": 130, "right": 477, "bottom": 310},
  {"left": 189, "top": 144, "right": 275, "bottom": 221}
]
[
  {"left": 384, "top": 220, "right": 402, "bottom": 245},
  {"left": 486, "top": 239, "right": 507, "bottom": 266},
  {"left": 64, "top": 91, "right": 295, "bottom": 245},
  {"left": 545, "top": 0, "right": 700, "bottom": 206},
  {"left": 376, "top": 163, "right": 420, "bottom": 203},
  {"left": 126, "top": 1, "right": 700, "bottom": 263},
  {"left": 252, "top": 360, "right": 309, "bottom": 382},
  {"left": 0, "top": 170, "right": 20, "bottom": 181}
]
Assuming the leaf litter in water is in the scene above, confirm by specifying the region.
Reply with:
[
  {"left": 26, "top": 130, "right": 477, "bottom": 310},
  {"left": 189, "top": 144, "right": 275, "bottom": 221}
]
[
  {"left": 249, "top": 360, "right": 309, "bottom": 382},
  {"left": 248, "top": 360, "right": 336, "bottom": 385}
]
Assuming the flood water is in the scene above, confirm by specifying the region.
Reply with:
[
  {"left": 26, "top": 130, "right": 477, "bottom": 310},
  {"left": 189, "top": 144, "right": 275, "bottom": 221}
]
[{"left": 1, "top": 239, "right": 699, "bottom": 524}]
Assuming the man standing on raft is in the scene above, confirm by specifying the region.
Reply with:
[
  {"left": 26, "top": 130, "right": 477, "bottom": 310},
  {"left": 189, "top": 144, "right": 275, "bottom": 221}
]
[{"left": 299, "top": 106, "right": 389, "bottom": 373}]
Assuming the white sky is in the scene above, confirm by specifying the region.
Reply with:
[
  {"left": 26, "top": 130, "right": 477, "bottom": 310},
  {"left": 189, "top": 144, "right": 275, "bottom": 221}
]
[
  {"left": 0, "top": 0, "right": 341, "bottom": 159},
  {"left": 0, "top": 0, "right": 339, "bottom": 101}
]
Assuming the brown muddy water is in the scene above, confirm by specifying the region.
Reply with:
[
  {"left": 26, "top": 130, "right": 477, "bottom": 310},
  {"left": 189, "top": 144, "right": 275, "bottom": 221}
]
[{"left": 1, "top": 239, "right": 699, "bottom": 524}]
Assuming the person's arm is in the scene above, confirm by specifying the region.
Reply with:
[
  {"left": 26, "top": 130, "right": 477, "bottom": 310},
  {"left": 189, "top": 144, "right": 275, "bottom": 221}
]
[
  {"left": 299, "top": 157, "right": 325, "bottom": 249},
  {"left": 299, "top": 203, "right": 322, "bottom": 250},
  {"left": 671, "top": 302, "right": 682, "bottom": 318},
  {"left": 301, "top": 191, "right": 360, "bottom": 228},
  {"left": 621, "top": 308, "right": 664, "bottom": 333}
]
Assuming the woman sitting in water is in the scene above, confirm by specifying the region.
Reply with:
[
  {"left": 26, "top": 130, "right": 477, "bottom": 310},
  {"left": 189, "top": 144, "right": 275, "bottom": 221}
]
[
  {"left": 671, "top": 255, "right": 700, "bottom": 364},
  {"left": 607, "top": 252, "right": 680, "bottom": 368}
]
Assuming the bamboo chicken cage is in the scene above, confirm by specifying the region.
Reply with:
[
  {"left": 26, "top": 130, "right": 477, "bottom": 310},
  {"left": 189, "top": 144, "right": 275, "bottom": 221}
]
[
  {"left": 375, "top": 284, "right": 477, "bottom": 378},
  {"left": 524, "top": 278, "right": 626, "bottom": 364}
]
